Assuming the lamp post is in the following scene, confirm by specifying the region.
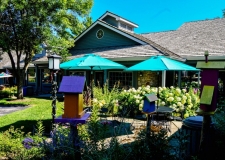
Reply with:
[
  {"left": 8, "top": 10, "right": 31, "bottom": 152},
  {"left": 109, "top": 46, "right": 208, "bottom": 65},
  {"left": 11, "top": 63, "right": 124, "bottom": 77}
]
[{"left": 47, "top": 53, "right": 62, "bottom": 126}]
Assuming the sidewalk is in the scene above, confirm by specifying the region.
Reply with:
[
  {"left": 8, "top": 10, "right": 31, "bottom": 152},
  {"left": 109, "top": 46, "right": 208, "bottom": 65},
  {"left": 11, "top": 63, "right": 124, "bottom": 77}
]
[{"left": 0, "top": 105, "right": 29, "bottom": 117}]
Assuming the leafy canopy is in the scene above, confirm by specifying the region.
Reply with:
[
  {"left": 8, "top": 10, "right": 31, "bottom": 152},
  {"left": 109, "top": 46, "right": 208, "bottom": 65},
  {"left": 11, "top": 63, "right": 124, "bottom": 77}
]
[
  {"left": 0, "top": 0, "right": 93, "bottom": 98},
  {"left": 0, "top": 0, "right": 93, "bottom": 61}
]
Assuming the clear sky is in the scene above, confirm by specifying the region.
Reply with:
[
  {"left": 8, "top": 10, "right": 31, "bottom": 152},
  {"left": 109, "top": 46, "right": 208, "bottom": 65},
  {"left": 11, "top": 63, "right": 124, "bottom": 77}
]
[{"left": 90, "top": 0, "right": 225, "bottom": 34}]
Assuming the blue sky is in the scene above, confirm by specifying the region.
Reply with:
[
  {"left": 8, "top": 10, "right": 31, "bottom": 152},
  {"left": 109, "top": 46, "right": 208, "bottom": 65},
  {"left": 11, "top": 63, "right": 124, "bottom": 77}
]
[{"left": 90, "top": 0, "right": 225, "bottom": 33}]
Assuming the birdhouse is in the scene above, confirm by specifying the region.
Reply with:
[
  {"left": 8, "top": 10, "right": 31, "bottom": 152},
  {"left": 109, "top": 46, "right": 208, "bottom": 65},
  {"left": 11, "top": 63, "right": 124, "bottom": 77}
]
[
  {"left": 58, "top": 76, "right": 87, "bottom": 118},
  {"left": 143, "top": 94, "right": 158, "bottom": 113},
  {"left": 196, "top": 61, "right": 225, "bottom": 112}
]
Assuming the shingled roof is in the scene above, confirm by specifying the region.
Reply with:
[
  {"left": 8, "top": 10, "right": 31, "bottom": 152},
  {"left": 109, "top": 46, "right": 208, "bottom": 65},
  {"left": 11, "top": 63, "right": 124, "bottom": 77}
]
[
  {"left": 34, "top": 44, "right": 166, "bottom": 64},
  {"left": 141, "top": 18, "right": 225, "bottom": 60}
]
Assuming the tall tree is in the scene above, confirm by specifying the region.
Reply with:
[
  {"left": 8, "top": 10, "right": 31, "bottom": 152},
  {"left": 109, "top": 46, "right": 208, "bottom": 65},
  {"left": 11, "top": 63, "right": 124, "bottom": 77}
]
[{"left": 0, "top": 0, "right": 93, "bottom": 99}]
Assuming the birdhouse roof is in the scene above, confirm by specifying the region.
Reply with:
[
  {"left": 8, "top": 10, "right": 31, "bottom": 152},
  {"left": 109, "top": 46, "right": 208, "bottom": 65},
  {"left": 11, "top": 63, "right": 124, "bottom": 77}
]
[
  {"left": 58, "top": 76, "right": 86, "bottom": 93},
  {"left": 144, "top": 94, "right": 158, "bottom": 102}
]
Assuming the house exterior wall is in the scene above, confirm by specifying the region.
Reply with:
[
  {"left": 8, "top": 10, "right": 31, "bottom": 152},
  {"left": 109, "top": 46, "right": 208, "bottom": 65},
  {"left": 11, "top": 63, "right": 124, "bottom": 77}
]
[
  {"left": 101, "top": 16, "right": 118, "bottom": 27},
  {"left": 73, "top": 24, "right": 139, "bottom": 50},
  {"left": 137, "top": 71, "right": 159, "bottom": 87}
]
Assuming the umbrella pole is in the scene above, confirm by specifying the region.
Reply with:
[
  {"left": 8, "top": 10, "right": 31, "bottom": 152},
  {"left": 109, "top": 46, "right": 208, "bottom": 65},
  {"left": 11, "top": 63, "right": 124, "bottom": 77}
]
[
  {"left": 157, "top": 71, "right": 160, "bottom": 109},
  {"left": 90, "top": 67, "right": 94, "bottom": 100}
]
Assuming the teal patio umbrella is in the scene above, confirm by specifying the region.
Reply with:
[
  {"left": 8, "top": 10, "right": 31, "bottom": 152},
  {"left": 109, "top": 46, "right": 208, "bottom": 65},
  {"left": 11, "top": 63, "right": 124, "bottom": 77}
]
[
  {"left": 126, "top": 55, "right": 199, "bottom": 107},
  {"left": 126, "top": 55, "right": 199, "bottom": 71},
  {"left": 60, "top": 54, "right": 127, "bottom": 99},
  {"left": 60, "top": 54, "right": 127, "bottom": 70}
]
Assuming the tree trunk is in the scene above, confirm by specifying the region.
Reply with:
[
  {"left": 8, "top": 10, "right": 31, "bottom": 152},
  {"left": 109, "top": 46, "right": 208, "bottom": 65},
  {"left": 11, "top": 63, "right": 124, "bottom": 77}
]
[{"left": 16, "top": 72, "right": 25, "bottom": 99}]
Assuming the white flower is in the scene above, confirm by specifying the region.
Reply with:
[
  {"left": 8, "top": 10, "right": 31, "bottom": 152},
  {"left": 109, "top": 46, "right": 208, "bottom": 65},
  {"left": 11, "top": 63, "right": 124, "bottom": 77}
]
[
  {"left": 177, "top": 102, "right": 182, "bottom": 107},
  {"left": 182, "top": 89, "right": 187, "bottom": 93},
  {"left": 136, "top": 99, "right": 140, "bottom": 104},
  {"left": 176, "top": 97, "right": 181, "bottom": 102},
  {"left": 167, "top": 97, "right": 174, "bottom": 102},
  {"left": 180, "top": 106, "right": 184, "bottom": 111},
  {"left": 182, "top": 95, "right": 187, "bottom": 100},
  {"left": 187, "top": 105, "right": 192, "bottom": 109},
  {"left": 176, "top": 88, "right": 181, "bottom": 94},
  {"left": 139, "top": 104, "right": 143, "bottom": 110},
  {"left": 93, "top": 98, "right": 98, "bottom": 103},
  {"left": 170, "top": 86, "right": 174, "bottom": 89},
  {"left": 161, "top": 101, "right": 165, "bottom": 106},
  {"left": 187, "top": 99, "right": 192, "bottom": 104},
  {"left": 184, "top": 113, "right": 189, "bottom": 119},
  {"left": 173, "top": 104, "right": 177, "bottom": 108}
]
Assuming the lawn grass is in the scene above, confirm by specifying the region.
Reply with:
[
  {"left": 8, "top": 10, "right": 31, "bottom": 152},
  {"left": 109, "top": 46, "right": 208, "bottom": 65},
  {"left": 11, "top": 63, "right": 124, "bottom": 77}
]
[{"left": 0, "top": 97, "right": 64, "bottom": 135}]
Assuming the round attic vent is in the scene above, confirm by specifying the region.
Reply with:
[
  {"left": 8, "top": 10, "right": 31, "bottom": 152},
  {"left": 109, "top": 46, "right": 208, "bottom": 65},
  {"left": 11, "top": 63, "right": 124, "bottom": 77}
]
[{"left": 96, "top": 29, "right": 104, "bottom": 39}]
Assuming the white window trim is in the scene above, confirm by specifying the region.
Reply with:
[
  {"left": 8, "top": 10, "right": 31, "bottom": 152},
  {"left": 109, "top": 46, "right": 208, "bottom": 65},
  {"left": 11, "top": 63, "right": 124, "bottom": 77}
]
[{"left": 118, "top": 22, "right": 134, "bottom": 33}]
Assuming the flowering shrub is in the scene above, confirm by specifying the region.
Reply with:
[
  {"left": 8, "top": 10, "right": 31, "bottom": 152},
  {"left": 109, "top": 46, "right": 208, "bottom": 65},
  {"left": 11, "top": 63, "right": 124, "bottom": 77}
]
[
  {"left": 118, "top": 85, "right": 200, "bottom": 119},
  {"left": 92, "top": 81, "right": 120, "bottom": 114}
]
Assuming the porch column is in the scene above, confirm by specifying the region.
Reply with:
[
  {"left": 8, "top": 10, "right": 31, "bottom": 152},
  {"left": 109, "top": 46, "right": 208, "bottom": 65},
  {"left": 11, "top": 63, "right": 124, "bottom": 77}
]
[
  {"left": 161, "top": 71, "right": 166, "bottom": 87},
  {"left": 178, "top": 71, "right": 181, "bottom": 88},
  {"left": 34, "top": 65, "right": 38, "bottom": 92}
]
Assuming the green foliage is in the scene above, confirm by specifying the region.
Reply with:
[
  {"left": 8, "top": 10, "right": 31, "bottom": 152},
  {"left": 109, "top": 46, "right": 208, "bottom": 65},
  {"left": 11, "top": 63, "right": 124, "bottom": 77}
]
[
  {"left": 130, "top": 129, "right": 174, "bottom": 160},
  {"left": 0, "top": 97, "right": 192, "bottom": 159},
  {"left": 210, "top": 98, "right": 225, "bottom": 160},
  {"left": 0, "top": 86, "right": 17, "bottom": 98},
  {"left": 41, "top": 124, "right": 77, "bottom": 159},
  {"left": 169, "top": 129, "right": 189, "bottom": 160},
  {"left": 93, "top": 81, "right": 120, "bottom": 114},
  {"left": 0, "top": 97, "right": 64, "bottom": 134},
  {"left": 118, "top": 86, "right": 200, "bottom": 118},
  {"left": 34, "top": 120, "right": 45, "bottom": 137},
  {"left": 0, "top": 0, "right": 93, "bottom": 98},
  {"left": 0, "top": 126, "right": 44, "bottom": 159}
]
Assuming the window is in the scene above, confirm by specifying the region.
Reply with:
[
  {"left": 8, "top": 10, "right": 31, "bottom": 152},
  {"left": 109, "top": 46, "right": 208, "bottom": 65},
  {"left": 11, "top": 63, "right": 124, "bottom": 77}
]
[
  {"left": 119, "top": 22, "right": 133, "bottom": 32},
  {"left": 120, "top": 22, "right": 127, "bottom": 29},
  {"left": 127, "top": 26, "right": 133, "bottom": 31},
  {"left": 42, "top": 69, "right": 51, "bottom": 84},
  {"left": 109, "top": 71, "right": 132, "bottom": 89},
  {"left": 28, "top": 69, "right": 36, "bottom": 83},
  {"left": 69, "top": 71, "right": 86, "bottom": 76}
]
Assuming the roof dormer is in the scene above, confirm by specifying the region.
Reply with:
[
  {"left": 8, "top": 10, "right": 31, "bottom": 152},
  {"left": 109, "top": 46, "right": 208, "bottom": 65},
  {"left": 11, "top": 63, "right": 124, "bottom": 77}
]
[{"left": 99, "top": 11, "right": 138, "bottom": 33}]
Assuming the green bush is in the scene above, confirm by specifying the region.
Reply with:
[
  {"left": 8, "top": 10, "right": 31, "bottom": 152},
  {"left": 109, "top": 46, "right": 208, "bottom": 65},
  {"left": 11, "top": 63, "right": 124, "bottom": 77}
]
[
  {"left": 0, "top": 126, "right": 44, "bottom": 159},
  {"left": 93, "top": 80, "right": 120, "bottom": 115},
  {"left": 0, "top": 86, "right": 17, "bottom": 98},
  {"left": 117, "top": 86, "right": 200, "bottom": 118}
]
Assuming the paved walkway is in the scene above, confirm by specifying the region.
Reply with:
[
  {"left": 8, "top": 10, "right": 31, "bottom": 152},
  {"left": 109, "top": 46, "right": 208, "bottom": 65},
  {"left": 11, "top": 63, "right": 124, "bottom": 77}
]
[
  {"left": 0, "top": 105, "right": 29, "bottom": 117},
  {"left": 102, "top": 116, "right": 183, "bottom": 144}
]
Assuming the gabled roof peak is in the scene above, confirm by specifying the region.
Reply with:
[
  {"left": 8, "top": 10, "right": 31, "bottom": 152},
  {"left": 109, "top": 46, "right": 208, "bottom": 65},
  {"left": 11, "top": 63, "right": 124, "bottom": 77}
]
[{"left": 99, "top": 11, "right": 139, "bottom": 28}]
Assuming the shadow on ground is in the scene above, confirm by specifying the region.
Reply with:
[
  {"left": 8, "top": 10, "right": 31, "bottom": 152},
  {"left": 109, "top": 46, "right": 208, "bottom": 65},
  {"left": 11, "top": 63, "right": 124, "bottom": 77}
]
[{"left": 0, "top": 119, "right": 52, "bottom": 136}]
